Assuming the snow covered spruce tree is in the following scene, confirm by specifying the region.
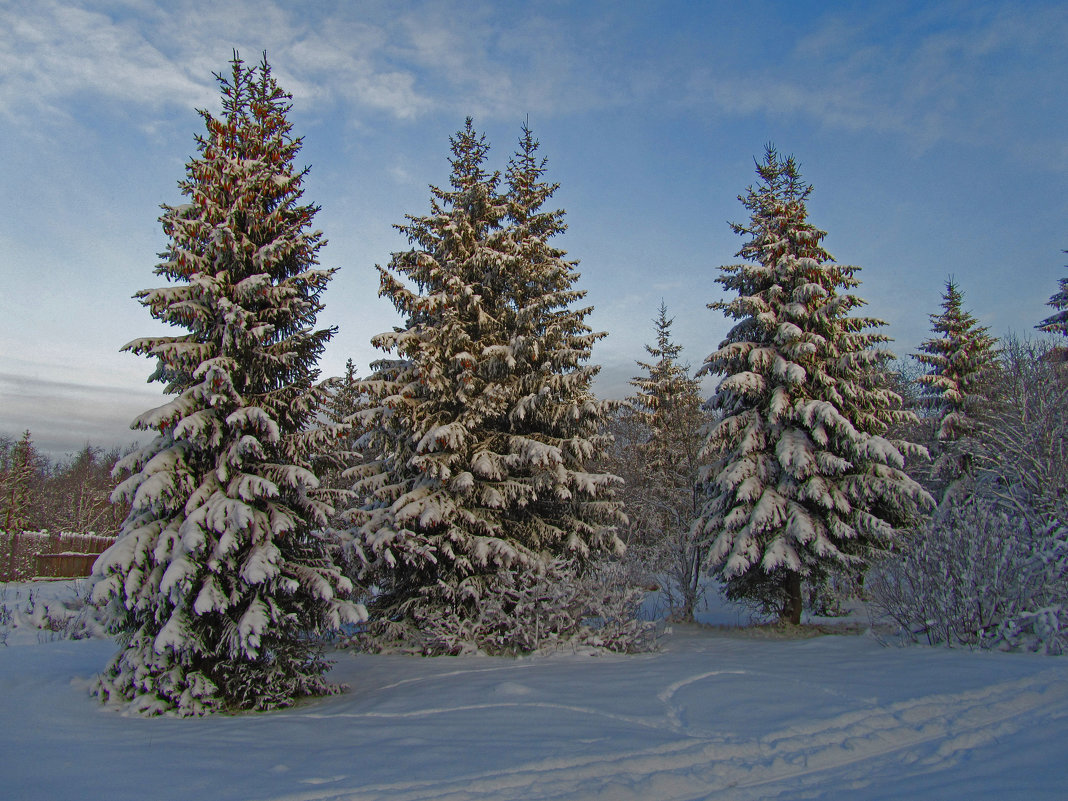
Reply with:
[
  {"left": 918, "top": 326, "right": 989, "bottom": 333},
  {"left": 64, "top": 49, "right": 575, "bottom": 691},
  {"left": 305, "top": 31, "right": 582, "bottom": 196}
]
[
  {"left": 621, "top": 303, "right": 708, "bottom": 620},
  {"left": 912, "top": 279, "right": 1000, "bottom": 488},
  {"left": 1, "top": 431, "right": 42, "bottom": 533},
  {"left": 1037, "top": 251, "right": 1068, "bottom": 338},
  {"left": 347, "top": 121, "right": 629, "bottom": 653},
  {"left": 695, "top": 147, "right": 931, "bottom": 624},
  {"left": 316, "top": 358, "right": 364, "bottom": 522},
  {"left": 92, "top": 54, "right": 362, "bottom": 715}
]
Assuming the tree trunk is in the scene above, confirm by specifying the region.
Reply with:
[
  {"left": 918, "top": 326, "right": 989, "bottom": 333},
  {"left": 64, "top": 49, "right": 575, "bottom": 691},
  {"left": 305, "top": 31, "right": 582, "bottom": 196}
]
[{"left": 780, "top": 571, "right": 803, "bottom": 625}]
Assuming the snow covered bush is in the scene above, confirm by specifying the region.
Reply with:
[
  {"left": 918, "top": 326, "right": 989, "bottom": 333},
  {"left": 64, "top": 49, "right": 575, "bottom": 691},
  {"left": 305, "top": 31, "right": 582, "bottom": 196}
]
[
  {"left": 986, "top": 336, "right": 1068, "bottom": 529},
  {"left": 0, "top": 580, "right": 107, "bottom": 645},
  {"left": 346, "top": 121, "right": 626, "bottom": 651},
  {"left": 868, "top": 494, "right": 1068, "bottom": 654},
  {"left": 357, "top": 557, "right": 656, "bottom": 656},
  {"left": 696, "top": 146, "right": 931, "bottom": 624},
  {"left": 92, "top": 55, "right": 362, "bottom": 716},
  {"left": 871, "top": 339, "right": 1068, "bottom": 653}
]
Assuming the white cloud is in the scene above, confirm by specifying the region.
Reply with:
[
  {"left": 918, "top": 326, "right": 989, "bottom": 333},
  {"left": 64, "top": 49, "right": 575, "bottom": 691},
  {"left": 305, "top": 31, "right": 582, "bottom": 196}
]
[
  {"left": 0, "top": 0, "right": 634, "bottom": 128},
  {"left": 1, "top": 2, "right": 213, "bottom": 120},
  {"left": 0, "top": 0, "right": 426, "bottom": 122},
  {"left": 693, "top": 3, "right": 1068, "bottom": 166},
  {"left": 6, "top": 0, "right": 1061, "bottom": 165}
]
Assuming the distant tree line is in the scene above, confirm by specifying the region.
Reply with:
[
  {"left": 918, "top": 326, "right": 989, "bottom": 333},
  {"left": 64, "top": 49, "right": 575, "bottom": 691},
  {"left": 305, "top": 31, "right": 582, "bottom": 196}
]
[{"left": 0, "top": 431, "right": 129, "bottom": 536}]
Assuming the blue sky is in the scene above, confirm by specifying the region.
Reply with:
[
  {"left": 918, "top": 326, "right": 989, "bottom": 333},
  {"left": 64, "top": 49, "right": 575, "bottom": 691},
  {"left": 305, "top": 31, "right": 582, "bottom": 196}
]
[{"left": 1, "top": 0, "right": 1065, "bottom": 456}]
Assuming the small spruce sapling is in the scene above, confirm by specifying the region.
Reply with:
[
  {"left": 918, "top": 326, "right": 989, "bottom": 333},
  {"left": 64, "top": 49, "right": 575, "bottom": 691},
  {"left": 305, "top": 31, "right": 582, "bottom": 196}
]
[
  {"left": 622, "top": 303, "right": 708, "bottom": 621},
  {"left": 912, "top": 278, "right": 1000, "bottom": 490}
]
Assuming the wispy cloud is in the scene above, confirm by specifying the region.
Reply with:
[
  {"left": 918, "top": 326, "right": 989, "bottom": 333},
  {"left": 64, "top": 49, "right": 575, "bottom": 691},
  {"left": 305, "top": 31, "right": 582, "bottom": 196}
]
[
  {"left": 5, "top": 0, "right": 1062, "bottom": 157},
  {"left": 0, "top": 372, "right": 158, "bottom": 456},
  {"left": 0, "top": 1, "right": 428, "bottom": 122},
  {"left": 0, "top": 1, "right": 215, "bottom": 120},
  {"left": 0, "top": 0, "right": 634, "bottom": 127},
  {"left": 691, "top": 3, "right": 1068, "bottom": 166}
]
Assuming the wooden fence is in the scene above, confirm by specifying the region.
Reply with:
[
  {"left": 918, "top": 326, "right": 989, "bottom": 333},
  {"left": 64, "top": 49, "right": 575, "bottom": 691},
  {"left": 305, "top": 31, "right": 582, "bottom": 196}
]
[{"left": 1, "top": 531, "right": 116, "bottom": 581}]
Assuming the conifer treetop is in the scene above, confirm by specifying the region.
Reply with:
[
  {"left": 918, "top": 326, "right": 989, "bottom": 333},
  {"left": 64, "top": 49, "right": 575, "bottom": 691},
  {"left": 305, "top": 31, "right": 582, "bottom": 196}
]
[
  {"left": 629, "top": 302, "right": 701, "bottom": 431},
  {"left": 1036, "top": 251, "right": 1068, "bottom": 337},
  {"left": 714, "top": 146, "right": 878, "bottom": 346},
  {"left": 626, "top": 300, "right": 706, "bottom": 493},
  {"left": 128, "top": 52, "right": 335, "bottom": 429},
  {"left": 913, "top": 278, "right": 1000, "bottom": 439},
  {"left": 912, "top": 278, "right": 1000, "bottom": 488}
]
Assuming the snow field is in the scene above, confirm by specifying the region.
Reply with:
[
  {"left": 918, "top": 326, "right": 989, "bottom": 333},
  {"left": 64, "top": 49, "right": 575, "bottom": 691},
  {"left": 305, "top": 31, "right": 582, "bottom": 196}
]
[{"left": 2, "top": 597, "right": 1067, "bottom": 801}]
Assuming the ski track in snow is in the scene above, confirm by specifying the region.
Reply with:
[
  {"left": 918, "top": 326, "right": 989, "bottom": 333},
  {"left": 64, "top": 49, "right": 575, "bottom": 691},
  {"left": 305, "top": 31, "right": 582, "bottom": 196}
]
[
  {"left": 374, "top": 663, "right": 538, "bottom": 693},
  {"left": 262, "top": 667, "right": 1068, "bottom": 801}
]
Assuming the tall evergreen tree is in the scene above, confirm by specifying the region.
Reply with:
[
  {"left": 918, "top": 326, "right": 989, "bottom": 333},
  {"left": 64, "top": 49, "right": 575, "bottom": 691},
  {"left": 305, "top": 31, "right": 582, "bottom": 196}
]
[
  {"left": 327, "top": 358, "right": 362, "bottom": 427},
  {"left": 315, "top": 358, "right": 364, "bottom": 528},
  {"left": 348, "top": 121, "right": 623, "bottom": 648},
  {"left": 1036, "top": 251, "right": 1068, "bottom": 338},
  {"left": 623, "top": 303, "right": 707, "bottom": 620},
  {"left": 696, "top": 146, "right": 930, "bottom": 624},
  {"left": 92, "top": 54, "right": 362, "bottom": 715},
  {"left": 913, "top": 279, "right": 1000, "bottom": 484},
  {"left": 627, "top": 303, "right": 705, "bottom": 479},
  {"left": 1, "top": 431, "right": 42, "bottom": 533}
]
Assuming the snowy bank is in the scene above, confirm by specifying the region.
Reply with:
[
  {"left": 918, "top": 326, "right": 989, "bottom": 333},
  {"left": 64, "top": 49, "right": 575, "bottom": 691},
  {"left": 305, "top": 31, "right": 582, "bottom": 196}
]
[{"left": 1, "top": 603, "right": 1067, "bottom": 800}]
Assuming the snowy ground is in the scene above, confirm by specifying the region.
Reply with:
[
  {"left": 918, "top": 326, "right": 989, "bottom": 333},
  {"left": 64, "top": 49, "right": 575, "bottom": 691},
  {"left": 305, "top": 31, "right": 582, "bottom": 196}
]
[{"left": 2, "top": 582, "right": 1067, "bottom": 801}]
